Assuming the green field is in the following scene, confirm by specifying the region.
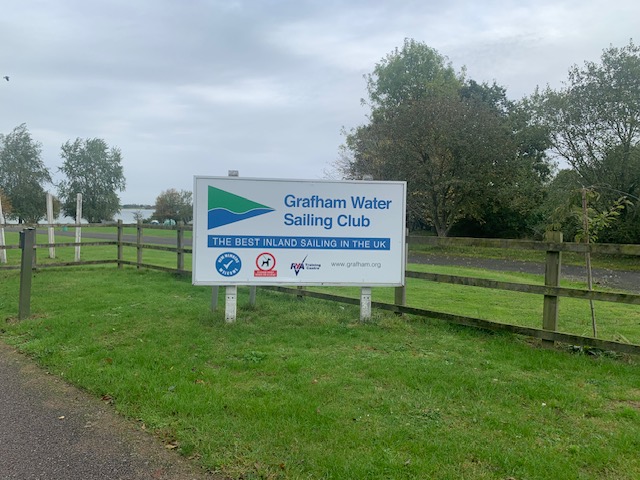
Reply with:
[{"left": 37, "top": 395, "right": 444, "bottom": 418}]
[
  {"left": 1, "top": 265, "right": 639, "bottom": 479},
  {"left": 1, "top": 230, "right": 639, "bottom": 344},
  {"left": 0, "top": 231, "right": 192, "bottom": 269}
]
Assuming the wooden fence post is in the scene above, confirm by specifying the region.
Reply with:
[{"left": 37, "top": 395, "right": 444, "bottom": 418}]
[
  {"left": 136, "top": 221, "right": 143, "bottom": 269},
  {"left": 177, "top": 223, "right": 184, "bottom": 272},
  {"left": 394, "top": 228, "right": 409, "bottom": 314},
  {"left": 0, "top": 195, "right": 6, "bottom": 264},
  {"left": 117, "top": 220, "right": 123, "bottom": 269},
  {"left": 18, "top": 228, "right": 36, "bottom": 320},
  {"left": 542, "top": 231, "right": 563, "bottom": 346}
]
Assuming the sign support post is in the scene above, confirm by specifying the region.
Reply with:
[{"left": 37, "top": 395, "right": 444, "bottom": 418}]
[
  {"left": 360, "top": 287, "right": 372, "bottom": 322},
  {"left": 225, "top": 285, "right": 237, "bottom": 322}
]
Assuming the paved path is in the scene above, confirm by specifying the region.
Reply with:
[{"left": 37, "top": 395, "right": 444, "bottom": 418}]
[
  {"left": 0, "top": 342, "right": 219, "bottom": 480},
  {"left": 409, "top": 252, "right": 640, "bottom": 293}
]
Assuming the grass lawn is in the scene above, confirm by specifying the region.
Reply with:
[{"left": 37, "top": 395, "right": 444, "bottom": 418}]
[
  {"left": 0, "top": 231, "right": 192, "bottom": 269},
  {"left": 80, "top": 225, "right": 193, "bottom": 240},
  {"left": 1, "top": 266, "right": 639, "bottom": 479},
  {"left": 313, "top": 264, "right": 640, "bottom": 345},
  {"left": 1, "top": 231, "right": 639, "bottom": 343}
]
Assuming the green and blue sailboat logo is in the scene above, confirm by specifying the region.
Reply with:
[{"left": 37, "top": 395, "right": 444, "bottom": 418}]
[{"left": 207, "top": 186, "right": 274, "bottom": 229}]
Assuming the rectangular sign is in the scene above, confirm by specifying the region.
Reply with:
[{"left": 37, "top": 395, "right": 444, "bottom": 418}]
[{"left": 192, "top": 177, "right": 406, "bottom": 286}]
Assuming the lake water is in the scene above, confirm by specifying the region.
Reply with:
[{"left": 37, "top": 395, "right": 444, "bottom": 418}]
[{"left": 2, "top": 208, "right": 155, "bottom": 225}]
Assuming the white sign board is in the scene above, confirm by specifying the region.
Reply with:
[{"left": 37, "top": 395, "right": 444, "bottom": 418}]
[{"left": 192, "top": 177, "right": 406, "bottom": 286}]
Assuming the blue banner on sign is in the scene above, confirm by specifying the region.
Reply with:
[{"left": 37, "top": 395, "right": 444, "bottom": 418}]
[{"left": 208, "top": 235, "right": 391, "bottom": 250}]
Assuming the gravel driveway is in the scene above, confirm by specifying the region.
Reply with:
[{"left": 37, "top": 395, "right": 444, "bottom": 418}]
[{"left": 409, "top": 252, "right": 640, "bottom": 294}]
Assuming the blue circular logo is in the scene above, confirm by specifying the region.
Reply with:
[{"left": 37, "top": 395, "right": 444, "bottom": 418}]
[{"left": 216, "top": 252, "right": 242, "bottom": 277}]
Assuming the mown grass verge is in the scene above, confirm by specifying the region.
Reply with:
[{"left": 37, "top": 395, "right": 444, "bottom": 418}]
[
  {"left": 312, "top": 264, "right": 640, "bottom": 345},
  {"left": 1, "top": 267, "right": 639, "bottom": 479},
  {"left": 2, "top": 231, "right": 639, "bottom": 344}
]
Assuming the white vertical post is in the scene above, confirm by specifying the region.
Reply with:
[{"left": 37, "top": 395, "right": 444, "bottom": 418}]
[
  {"left": 214, "top": 170, "right": 242, "bottom": 318},
  {"left": 46, "top": 193, "right": 55, "bottom": 259},
  {"left": 0, "top": 196, "right": 6, "bottom": 264},
  {"left": 359, "top": 174, "right": 374, "bottom": 322},
  {"left": 225, "top": 285, "right": 237, "bottom": 323},
  {"left": 74, "top": 193, "right": 82, "bottom": 261},
  {"left": 360, "top": 287, "right": 372, "bottom": 322}
]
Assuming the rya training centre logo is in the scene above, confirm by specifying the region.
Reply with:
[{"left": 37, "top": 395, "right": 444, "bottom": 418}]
[
  {"left": 290, "top": 256, "right": 321, "bottom": 276},
  {"left": 207, "top": 186, "right": 274, "bottom": 229}
]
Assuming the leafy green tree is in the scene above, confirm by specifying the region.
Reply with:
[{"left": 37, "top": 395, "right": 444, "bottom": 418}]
[
  {"left": 364, "top": 38, "right": 462, "bottom": 114},
  {"left": 0, "top": 189, "right": 12, "bottom": 220},
  {"left": 532, "top": 40, "right": 640, "bottom": 242},
  {"left": 58, "top": 138, "right": 126, "bottom": 223},
  {"left": 338, "top": 39, "right": 551, "bottom": 237},
  {"left": 0, "top": 124, "right": 51, "bottom": 223},
  {"left": 151, "top": 189, "right": 192, "bottom": 224},
  {"left": 535, "top": 40, "right": 640, "bottom": 188}
]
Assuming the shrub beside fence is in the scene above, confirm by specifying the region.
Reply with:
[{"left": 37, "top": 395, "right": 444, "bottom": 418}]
[{"left": 1, "top": 222, "right": 639, "bottom": 355}]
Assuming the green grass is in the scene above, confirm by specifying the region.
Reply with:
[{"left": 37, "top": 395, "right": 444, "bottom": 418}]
[
  {"left": 0, "top": 232, "right": 191, "bottom": 269},
  {"left": 313, "top": 264, "right": 640, "bottom": 345},
  {"left": 1, "top": 232, "right": 638, "bottom": 343},
  {"left": 1, "top": 267, "right": 640, "bottom": 479},
  {"left": 80, "top": 225, "right": 193, "bottom": 239}
]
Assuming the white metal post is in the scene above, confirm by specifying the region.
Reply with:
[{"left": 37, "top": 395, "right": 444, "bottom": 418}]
[
  {"left": 46, "top": 193, "right": 55, "bottom": 258},
  {"left": 74, "top": 193, "right": 82, "bottom": 261},
  {"left": 225, "top": 285, "right": 237, "bottom": 323},
  {"left": 214, "top": 170, "right": 244, "bottom": 318},
  {"left": 360, "top": 287, "right": 372, "bottom": 322}
]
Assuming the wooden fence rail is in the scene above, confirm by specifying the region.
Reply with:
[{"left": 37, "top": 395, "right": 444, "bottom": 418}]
[{"left": 1, "top": 223, "right": 639, "bottom": 354}]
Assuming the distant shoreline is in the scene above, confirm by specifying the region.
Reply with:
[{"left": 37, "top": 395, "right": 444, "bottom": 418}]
[
  {"left": 121, "top": 204, "right": 154, "bottom": 209},
  {"left": 1, "top": 208, "right": 155, "bottom": 225}
]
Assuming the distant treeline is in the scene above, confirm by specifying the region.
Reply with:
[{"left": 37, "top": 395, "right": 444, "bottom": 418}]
[{"left": 122, "top": 204, "right": 154, "bottom": 209}]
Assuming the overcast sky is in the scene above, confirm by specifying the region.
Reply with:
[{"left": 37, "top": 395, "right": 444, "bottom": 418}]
[{"left": 1, "top": 0, "right": 638, "bottom": 205}]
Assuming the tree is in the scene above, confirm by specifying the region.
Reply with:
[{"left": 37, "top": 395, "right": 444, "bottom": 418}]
[
  {"left": 0, "top": 124, "right": 51, "bottom": 223},
  {"left": 546, "top": 185, "right": 630, "bottom": 336},
  {"left": 151, "top": 189, "right": 192, "bottom": 224},
  {"left": 347, "top": 95, "right": 515, "bottom": 236},
  {"left": 532, "top": 40, "right": 640, "bottom": 242},
  {"left": 364, "top": 38, "right": 463, "bottom": 114},
  {"left": 536, "top": 41, "right": 640, "bottom": 186},
  {"left": 0, "top": 189, "right": 12, "bottom": 221},
  {"left": 339, "top": 39, "right": 552, "bottom": 237},
  {"left": 58, "top": 138, "right": 126, "bottom": 223},
  {"left": 132, "top": 210, "right": 146, "bottom": 223}
]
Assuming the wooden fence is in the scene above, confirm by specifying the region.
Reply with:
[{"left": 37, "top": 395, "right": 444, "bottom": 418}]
[{"left": 1, "top": 222, "right": 639, "bottom": 355}]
